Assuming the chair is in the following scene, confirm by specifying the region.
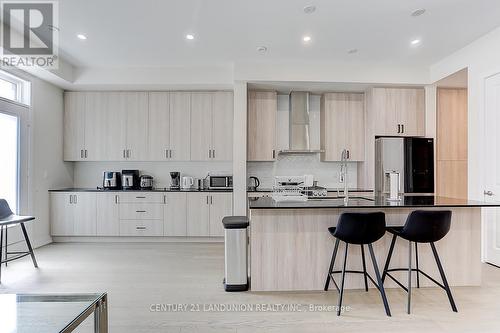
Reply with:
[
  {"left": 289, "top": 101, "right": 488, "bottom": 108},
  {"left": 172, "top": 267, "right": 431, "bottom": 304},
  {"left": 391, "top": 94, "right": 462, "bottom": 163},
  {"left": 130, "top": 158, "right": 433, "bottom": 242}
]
[
  {"left": 382, "top": 210, "right": 457, "bottom": 314},
  {"left": 324, "top": 212, "right": 391, "bottom": 316},
  {"left": 0, "top": 199, "right": 38, "bottom": 283}
]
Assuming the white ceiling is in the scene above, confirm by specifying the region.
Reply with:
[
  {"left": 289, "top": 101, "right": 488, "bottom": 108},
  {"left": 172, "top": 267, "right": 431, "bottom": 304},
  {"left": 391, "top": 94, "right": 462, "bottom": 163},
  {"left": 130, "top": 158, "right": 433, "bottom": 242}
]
[{"left": 57, "top": 0, "right": 500, "bottom": 69}]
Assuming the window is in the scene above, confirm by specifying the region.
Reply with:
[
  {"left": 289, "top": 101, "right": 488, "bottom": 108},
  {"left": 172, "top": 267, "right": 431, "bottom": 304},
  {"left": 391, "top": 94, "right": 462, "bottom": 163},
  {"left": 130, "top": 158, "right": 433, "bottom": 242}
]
[
  {"left": 0, "top": 112, "right": 19, "bottom": 212},
  {"left": 0, "top": 71, "right": 30, "bottom": 105}
]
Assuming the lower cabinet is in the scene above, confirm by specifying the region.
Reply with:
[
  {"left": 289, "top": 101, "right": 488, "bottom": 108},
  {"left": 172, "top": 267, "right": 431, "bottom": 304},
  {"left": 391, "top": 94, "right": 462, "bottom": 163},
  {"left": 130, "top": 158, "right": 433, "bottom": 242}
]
[
  {"left": 50, "top": 192, "right": 97, "bottom": 236},
  {"left": 119, "top": 220, "right": 163, "bottom": 236},
  {"left": 164, "top": 193, "right": 188, "bottom": 236},
  {"left": 187, "top": 192, "right": 232, "bottom": 237},
  {"left": 96, "top": 193, "right": 120, "bottom": 236}
]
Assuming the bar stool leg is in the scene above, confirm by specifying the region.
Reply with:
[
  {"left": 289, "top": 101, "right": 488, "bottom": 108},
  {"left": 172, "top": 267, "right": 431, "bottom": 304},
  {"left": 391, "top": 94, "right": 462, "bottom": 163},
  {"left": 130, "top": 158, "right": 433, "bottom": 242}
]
[
  {"left": 360, "top": 245, "right": 368, "bottom": 292},
  {"left": 368, "top": 244, "right": 391, "bottom": 316},
  {"left": 0, "top": 226, "right": 3, "bottom": 282},
  {"left": 337, "top": 242, "right": 349, "bottom": 316},
  {"left": 20, "top": 223, "right": 38, "bottom": 268},
  {"left": 415, "top": 242, "right": 420, "bottom": 288},
  {"left": 430, "top": 242, "right": 457, "bottom": 312},
  {"left": 4, "top": 226, "right": 7, "bottom": 267},
  {"left": 382, "top": 234, "right": 397, "bottom": 283},
  {"left": 324, "top": 238, "right": 340, "bottom": 291},
  {"left": 407, "top": 241, "right": 412, "bottom": 314}
]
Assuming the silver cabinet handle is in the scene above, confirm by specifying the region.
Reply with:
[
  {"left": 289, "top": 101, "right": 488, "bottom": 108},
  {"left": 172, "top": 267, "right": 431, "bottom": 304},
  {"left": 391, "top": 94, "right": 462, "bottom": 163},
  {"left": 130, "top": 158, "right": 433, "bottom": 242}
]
[
  {"left": 210, "top": 195, "right": 213, "bottom": 204},
  {"left": 136, "top": 196, "right": 146, "bottom": 199},
  {"left": 115, "top": 195, "right": 119, "bottom": 204},
  {"left": 80, "top": 150, "right": 83, "bottom": 159},
  {"left": 127, "top": 150, "right": 131, "bottom": 158},
  {"left": 163, "top": 195, "right": 167, "bottom": 204},
  {"left": 212, "top": 149, "right": 215, "bottom": 159},
  {"left": 85, "top": 150, "right": 88, "bottom": 158},
  {"left": 69, "top": 195, "right": 73, "bottom": 204},
  {"left": 209, "top": 149, "right": 211, "bottom": 159},
  {"left": 136, "top": 210, "right": 146, "bottom": 213},
  {"left": 165, "top": 149, "right": 168, "bottom": 159},
  {"left": 136, "top": 226, "right": 147, "bottom": 230},
  {"left": 73, "top": 195, "right": 77, "bottom": 204},
  {"left": 169, "top": 150, "right": 172, "bottom": 158},
  {"left": 484, "top": 190, "right": 494, "bottom": 196},
  {"left": 123, "top": 150, "right": 126, "bottom": 159},
  {"left": 206, "top": 196, "right": 209, "bottom": 204}
]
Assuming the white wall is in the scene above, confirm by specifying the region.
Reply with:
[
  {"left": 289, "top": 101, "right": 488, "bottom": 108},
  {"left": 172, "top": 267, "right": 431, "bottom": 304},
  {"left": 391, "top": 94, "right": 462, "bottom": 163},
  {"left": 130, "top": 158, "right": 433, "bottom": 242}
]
[
  {"left": 430, "top": 26, "right": 500, "bottom": 200},
  {"left": 31, "top": 76, "right": 73, "bottom": 247}
]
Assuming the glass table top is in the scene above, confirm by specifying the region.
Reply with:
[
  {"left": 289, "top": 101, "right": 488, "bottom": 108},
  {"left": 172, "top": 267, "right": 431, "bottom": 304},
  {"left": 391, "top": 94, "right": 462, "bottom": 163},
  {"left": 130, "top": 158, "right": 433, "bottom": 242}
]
[{"left": 0, "top": 293, "right": 105, "bottom": 333}]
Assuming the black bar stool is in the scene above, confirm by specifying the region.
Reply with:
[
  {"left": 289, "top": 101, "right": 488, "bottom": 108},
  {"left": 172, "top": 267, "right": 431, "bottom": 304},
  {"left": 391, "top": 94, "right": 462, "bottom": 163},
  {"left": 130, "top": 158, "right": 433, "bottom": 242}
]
[
  {"left": 324, "top": 212, "right": 391, "bottom": 316},
  {"left": 382, "top": 210, "right": 457, "bottom": 314},
  {"left": 0, "top": 199, "right": 38, "bottom": 283}
]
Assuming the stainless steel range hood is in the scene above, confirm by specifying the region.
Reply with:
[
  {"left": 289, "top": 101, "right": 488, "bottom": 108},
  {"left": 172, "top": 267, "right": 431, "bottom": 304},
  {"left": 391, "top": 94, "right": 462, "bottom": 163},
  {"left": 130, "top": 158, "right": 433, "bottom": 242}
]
[{"left": 279, "top": 91, "right": 324, "bottom": 154}]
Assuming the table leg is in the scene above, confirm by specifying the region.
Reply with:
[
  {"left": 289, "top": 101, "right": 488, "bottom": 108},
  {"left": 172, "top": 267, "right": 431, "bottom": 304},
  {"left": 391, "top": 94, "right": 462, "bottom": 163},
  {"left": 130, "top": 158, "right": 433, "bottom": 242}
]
[{"left": 94, "top": 295, "right": 108, "bottom": 333}]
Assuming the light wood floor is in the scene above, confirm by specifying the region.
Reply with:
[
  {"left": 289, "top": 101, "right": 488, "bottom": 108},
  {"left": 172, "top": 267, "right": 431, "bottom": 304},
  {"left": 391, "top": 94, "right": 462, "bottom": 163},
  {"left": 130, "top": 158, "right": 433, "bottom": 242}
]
[{"left": 1, "top": 242, "right": 500, "bottom": 333}]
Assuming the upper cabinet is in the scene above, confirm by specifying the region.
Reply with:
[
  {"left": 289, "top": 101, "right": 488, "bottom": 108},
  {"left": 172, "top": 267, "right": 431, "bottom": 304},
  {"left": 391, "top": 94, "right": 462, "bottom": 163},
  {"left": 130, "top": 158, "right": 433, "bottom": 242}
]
[
  {"left": 368, "top": 87, "right": 425, "bottom": 137},
  {"left": 320, "top": 93, "right": 365, "bottom": 161},
  {"left": 64, "top": 91, "right": 233, "bottom": 162},
  {"left": 247, "top": 91, "right": 277, "bottom": 161}
]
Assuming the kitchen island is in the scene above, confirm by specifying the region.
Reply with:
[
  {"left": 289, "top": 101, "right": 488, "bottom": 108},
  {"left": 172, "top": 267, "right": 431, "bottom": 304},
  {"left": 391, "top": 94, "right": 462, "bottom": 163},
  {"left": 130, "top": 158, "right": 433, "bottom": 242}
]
[{"left": 248, "top": 196, "right": 499, "bottom": 291}]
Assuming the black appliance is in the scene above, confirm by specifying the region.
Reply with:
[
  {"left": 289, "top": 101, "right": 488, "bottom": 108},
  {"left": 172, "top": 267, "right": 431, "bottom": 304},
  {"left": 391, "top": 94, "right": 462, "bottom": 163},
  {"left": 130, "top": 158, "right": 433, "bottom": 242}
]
[
  {"left": 103, "top": 172, "right": 121, "bottom": 190},
  {"left": 170, "top": 172, "right": 180, "bottom": 190},
  {"left": 121, "top": 170, "right": 140, "bottom": 190},
  {"left": 248, "top": 176, "right": 260, "bottom": 191}
]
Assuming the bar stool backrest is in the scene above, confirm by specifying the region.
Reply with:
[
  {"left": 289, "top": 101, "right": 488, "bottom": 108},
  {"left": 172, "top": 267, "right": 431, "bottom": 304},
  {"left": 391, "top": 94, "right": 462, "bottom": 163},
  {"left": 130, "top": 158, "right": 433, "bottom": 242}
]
[
  {"left": 334, "top": 212, "right": 386, "bottom": 244},
  {"left": 401, "top": 210, "right": 452, "bottom": 243},
  {"left": 0, "top": 199, "right": 13, "bottom": 220}
]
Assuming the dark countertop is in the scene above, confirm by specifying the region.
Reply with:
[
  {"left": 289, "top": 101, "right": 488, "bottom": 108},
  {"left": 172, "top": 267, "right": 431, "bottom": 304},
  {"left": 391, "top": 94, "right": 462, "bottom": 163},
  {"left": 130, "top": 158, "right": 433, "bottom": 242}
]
[
  {"left": 49, "top": 188, "right": 233, "bottom": 193},
  {"left": 248, "top": 195, "right": 500, "bottom": 209},
  {"left": 247, "top": 188, "right": 373, "bottom": 193}
]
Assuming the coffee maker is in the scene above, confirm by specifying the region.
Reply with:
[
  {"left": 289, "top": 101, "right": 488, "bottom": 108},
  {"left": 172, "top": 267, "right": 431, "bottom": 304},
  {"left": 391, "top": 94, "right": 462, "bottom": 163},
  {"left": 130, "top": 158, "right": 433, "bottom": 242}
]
[
  {"left": 122, "top": 170, "right": 140, "bottom": 190},
  {"left": 103, "top": 172, "right": 121, "bottom": 190},
  {"left": 170, "top": 172, "right": 180, "bottom": 190}
]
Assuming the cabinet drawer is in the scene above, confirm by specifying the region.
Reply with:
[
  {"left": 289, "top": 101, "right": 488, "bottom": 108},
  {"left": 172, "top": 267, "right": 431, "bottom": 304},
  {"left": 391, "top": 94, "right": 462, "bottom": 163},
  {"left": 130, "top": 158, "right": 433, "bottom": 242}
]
[
  {"left": 119, "top": 203, "right": 164, "bottom": 220},
  {"left": 118, "top": 192, "right": 165, "bottom": 204},
  {"left": 119, "top": 220, "right": 163, "bottom": 236}
]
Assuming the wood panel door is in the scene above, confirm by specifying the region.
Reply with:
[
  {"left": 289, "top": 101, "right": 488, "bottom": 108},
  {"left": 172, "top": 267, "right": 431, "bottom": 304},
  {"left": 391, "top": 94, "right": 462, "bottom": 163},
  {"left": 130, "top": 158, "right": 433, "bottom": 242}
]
[
  {"left": 398, "top": 88, "right": 425, "bottom": 136},
  {"left": 345, "top": 93, "right": 365, "bottom": 161},
  {"left": 209, "top": 193, "right": 232, "bottom": 237},
  {"left": 169, "top": 92, "right": 191, "bottom": 161},
  {"left": 190, "top": 92, "right": 213, "bottom": 161},
  {"left": 84, "top": 92, "right": 107, "bottom": 160},
  {"left": 50, "top": 193, "right": 74, "bottom": 236},
  {"left": 186, "top": 193, "right": 209, "bottom": 236},
  {"left": 105, "top": 92, "right": 127, "bottom": 160},
  {"left": 164, "top": 193, "right": 187, "bottom": 236},
  {"left": 247, "top": 91, "right": 277, "bottom": 161},
  {"left": 320, "top": 93, "right": 347, "bottom": 161},
  {"left": 148, "top": 92, "right": 170, "bottom": 160},
  {"left": 437, "top": 89, "right": 468, "bottom": 160},
  {"left": 125, "top": 92, "right": 149, "bottom": 161},
  {"left": 63, "top": 92, "right": 86, "bottom": 161},
  {"left": 212, "top": 91, "right": 233, "bottom": 161},
  {"left": 372, "top": 88, "right": 398, "bottom": 136},
  {"left": 73, "top": 192, "right": 97, "bottom": 236},
  {"left": 96, "top": 193, "right": 120, "bottom": 236}
]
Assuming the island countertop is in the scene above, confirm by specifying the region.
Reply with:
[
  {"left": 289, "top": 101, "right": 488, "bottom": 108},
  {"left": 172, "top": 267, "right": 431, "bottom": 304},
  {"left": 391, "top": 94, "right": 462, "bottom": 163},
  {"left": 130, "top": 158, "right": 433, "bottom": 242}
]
[{"left": 248, "top": 195, "right": 500, "bottom": 209}]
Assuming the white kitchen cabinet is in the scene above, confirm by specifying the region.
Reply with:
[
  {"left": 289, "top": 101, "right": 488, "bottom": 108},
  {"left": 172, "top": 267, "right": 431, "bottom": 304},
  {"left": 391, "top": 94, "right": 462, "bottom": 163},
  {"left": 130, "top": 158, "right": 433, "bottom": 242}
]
[
  {"left": 125, "top": 92, "right": 149, "bottom": 160},
  {"left": 164, "top": 193, "right": 187, "bottom": 236},
  {"left": 50, "top": 192, "right": 97, "bottom": 236},
  {"left": 187, "top": 193, "right": 210, "bottom": 236},
  {"left": 105, "top": 92, "right": 127, "bottom": 160},
  {"left": 320, "top": 93, "right": 365, "bottom": 161},
  {"left": 247, "top": 91, "right": 277, "bottom": 161},
  {"left": 212, "top": 91, "right": 233, "bottom": 161},
  {"left": 148, "top": 92, "right": 170, "bottom": 160},
  {"left": 84, "top": 92, "right": 107, "bottom": 160},
  {"left": 119, "top": 220, "right": 164, "bottom": 236},
  {"left": 119, "top": 203, "right": 164, "bottom": 220},
  {"left": 190, "top": 93, "right": 213, "bottom": 161},
  {"left": 169, "top": 92, "right": 191, "bottom": 161},
  {"left": 96, "top": 193, "right": 120, "bottom": 236},
  {"left": 63, "top": 92, "right": 86, "bottom": 161},
  {"left": 209, "top": 193, "right": 232, "bottom": 237}
]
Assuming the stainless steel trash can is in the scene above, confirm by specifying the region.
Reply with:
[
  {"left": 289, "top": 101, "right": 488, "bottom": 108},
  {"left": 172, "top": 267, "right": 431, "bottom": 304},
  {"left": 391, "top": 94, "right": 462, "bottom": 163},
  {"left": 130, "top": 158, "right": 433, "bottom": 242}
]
[{"left": 222, "top": 216, "right": 249, "bottom": 292}]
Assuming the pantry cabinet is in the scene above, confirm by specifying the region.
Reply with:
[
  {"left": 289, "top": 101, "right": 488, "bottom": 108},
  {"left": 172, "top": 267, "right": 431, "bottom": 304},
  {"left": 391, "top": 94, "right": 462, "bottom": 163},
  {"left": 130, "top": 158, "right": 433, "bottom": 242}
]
[
  {"left": 247, "top": 91, "right": 277, "bottom": 161},
  {"left": 50, "top": 192, "right": 97, "bottom": 236},
  {"left": 320, "top": 93, "right": 365, "bottom": 161},
  {"left": 369, "top": 87, "right": 425, "bottom": 137},
  {"left": 186, "top": 192, "right": 232, "bottom": 237}
]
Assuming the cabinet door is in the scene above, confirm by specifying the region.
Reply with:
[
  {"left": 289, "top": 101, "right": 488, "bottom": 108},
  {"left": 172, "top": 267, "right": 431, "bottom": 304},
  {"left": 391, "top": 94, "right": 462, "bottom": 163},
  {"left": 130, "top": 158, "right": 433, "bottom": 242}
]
[
  {"left": 96, "top": 193, "right": 120, "bottom": 236},
  {"left": 209, "top": 193, "right": 232, "bottom": 237},
  {"left": 63, "top": 92, "right": 85, "bottom": 161},
  {"left": 372, "top": 88, "right": 399, "bottom": 136},
  {"left": 397, "top": 88, "right": 425, "bottom": 137},
  {"left": 190, "top": 92, "right": 213, "bottom": 161},
  {"left": 73, "top": 193, "right": 97, "bottom": 236},
  {"left": 164, "top": 193, "right": 187, "bottom": 236},
  {"left": 148, "top": 92, "right": 170, "bottom": 160},
  {"left": 126, "top": 92, "right": 149, "bottom": 161},
  {"left": 345, "top": 93, "right": 365, "bottom": 161},
  {"left": 84, "top": 92, "right": 107, "bottom": 160},
  {"left": 247, "top": 91, "right": 277, "bottom": 161},
  {"left": 186, "top": 193, "right": 209, "bottom": 236},
  {"left": 169, "top": 92, "right": 191, "bottom": 161},
  {"left": 320, "top": 93, "right": 348, "bottom": 161},
  {"left": 212, "top": 91, "right": 233, "bottom": 161},
  {"left": 50, "top": 193, "right": 74, "bottom": 236},
  {"left": 106, "top": 92, "right": 127, "bottom": 160}
]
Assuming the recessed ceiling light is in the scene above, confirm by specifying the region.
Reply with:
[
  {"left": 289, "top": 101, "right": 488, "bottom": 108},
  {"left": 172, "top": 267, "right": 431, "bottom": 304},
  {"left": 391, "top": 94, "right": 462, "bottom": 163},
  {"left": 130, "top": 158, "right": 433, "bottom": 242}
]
[
  {"left": 411, "top": 8, "right": 426, "bottom": 17},
  {"left": 303, "top": 36, "right": 311, "bottom": 42},
  {"left": 76, "top": 34, "right": 87, "bottom": 40},
  {"left": 348, "top": 48, "right": 358, "bottom": 54},
  {"left": 411, "top": 39, "right": 421, "bottom": 46},
  {"left": 186, "top": 34, "right": 195, "bottom": 40},
  {"left": 257, "top": 46, "right": 268, "bottom": 53},
  {"left": 303, "top": 5, "right": 316, "bottom": 14}
]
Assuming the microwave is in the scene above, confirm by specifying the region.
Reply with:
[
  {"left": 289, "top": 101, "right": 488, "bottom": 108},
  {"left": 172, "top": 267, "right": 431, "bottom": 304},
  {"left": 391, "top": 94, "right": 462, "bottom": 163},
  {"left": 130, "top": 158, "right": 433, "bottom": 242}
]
[{"left": 208, "top": 174, "right": 233, "bottom": 189}]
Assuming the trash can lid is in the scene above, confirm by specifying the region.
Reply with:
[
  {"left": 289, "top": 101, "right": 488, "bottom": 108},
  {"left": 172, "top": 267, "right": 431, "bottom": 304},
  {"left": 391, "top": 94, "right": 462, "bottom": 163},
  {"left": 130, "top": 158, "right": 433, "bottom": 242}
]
[{"left": 222, "top": 216, "right": 249, "bottom": 229}]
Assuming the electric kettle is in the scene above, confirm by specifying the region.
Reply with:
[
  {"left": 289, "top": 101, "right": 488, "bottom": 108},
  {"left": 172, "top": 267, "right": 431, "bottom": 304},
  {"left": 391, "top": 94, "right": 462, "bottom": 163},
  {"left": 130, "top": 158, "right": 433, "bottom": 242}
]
[{"left": 248, "top": 176, "right": 260, "bottom": 191}]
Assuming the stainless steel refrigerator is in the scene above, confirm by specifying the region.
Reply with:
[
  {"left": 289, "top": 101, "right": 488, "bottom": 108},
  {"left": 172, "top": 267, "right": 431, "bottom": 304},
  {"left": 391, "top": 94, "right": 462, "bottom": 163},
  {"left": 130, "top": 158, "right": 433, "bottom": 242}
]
[{"left": 375, "top": 137, "right": 434, "bottom": 194}]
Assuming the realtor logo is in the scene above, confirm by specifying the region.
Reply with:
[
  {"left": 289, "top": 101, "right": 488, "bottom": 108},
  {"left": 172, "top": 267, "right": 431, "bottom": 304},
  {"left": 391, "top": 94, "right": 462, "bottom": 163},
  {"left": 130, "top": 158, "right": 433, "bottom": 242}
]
[{"left": 1, "top": 1, "right": 58, "bottom": 68}]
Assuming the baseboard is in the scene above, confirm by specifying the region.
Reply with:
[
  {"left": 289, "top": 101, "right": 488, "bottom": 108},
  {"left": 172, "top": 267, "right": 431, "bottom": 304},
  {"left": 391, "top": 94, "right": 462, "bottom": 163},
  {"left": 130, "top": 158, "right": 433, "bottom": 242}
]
[{"left": 52, "top": 236, "right": 224, "bottom": 243}]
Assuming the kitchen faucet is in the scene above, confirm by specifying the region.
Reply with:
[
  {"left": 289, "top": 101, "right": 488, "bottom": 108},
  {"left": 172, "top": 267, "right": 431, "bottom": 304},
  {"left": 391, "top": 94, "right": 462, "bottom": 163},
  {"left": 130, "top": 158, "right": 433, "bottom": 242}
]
[{"left": 338, "top": 149, "right": 349, "bottom": 204}]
